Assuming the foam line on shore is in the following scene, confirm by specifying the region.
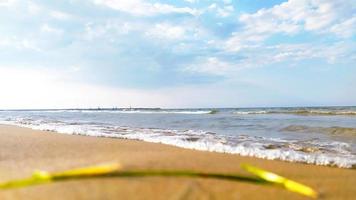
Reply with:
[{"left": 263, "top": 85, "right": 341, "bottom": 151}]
[{"left": 1, "top": 118, "right": 355, "bottom": 168}]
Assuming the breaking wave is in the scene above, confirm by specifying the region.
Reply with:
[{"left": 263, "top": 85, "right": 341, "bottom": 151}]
[
  {"left": 233, "top": 109, "right": 356, "bottom": 116},
  {"left": 281, "top": 125, "right": 356, "bottom": 136},
  {"left": 1, "top": 117, "right": 355, "bottom": 168}
]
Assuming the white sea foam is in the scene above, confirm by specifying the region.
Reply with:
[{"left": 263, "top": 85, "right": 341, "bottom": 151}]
[
  {"left": 1, "top": 117, "right": 355, "bottom": 168},
  {"left": 22, "top": 110, "right": 213, "bottom": 115},
  {"left": 233, "top": 111, "right": 268, "bottom": 115},
  {"left": 233, "top": 109, "right": 356, "bottom": 115},
  {"left": 104, "top": 110, "right": 213, "bottom": 114}
]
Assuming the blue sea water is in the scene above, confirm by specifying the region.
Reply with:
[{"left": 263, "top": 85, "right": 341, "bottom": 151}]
[{"left": 0, "top": 106, "right": 355, "bottom": 168}]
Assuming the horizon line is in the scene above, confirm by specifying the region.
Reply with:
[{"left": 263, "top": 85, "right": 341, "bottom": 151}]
[{"left": 0, "top": 105, "right": 355, "bottom": 111}]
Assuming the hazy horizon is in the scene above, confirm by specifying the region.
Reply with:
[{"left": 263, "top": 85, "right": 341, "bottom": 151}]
[{"left": 1, "top": 105, "right": 356, "bottom": 111}]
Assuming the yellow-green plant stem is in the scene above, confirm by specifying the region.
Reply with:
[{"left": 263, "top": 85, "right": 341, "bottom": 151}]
[
  {"left": 0, "top": 163, "right": 318, "bottom": 199},
  {"left": 241, "top": 164, "right": 318, "bottom": 198}
]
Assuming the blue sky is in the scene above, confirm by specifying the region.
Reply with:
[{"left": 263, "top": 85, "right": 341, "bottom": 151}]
[{"left": 0, "top": 0, "right": 355, "bottom": 108}]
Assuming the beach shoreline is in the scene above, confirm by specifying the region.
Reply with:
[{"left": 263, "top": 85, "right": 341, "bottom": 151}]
[{"left": 0, "top": 124, "right": 355, "bottom": 199}]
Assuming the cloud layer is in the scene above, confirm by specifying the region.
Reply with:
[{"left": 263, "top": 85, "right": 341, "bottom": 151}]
[{"left": 0, "top": 0, "right": 355, "bottom": 108}]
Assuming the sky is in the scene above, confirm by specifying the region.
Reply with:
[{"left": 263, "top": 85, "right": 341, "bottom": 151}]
[{"left": 0, "top": 0, "right": 355, "bottom": 109}]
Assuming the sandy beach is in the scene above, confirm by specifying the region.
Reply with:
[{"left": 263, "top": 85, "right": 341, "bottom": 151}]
[{"left": 0, "top": 125, "right": 355, "bottom": 200}]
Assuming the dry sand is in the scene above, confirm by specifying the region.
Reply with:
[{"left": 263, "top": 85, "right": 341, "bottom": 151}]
[{"left": 0, "top": 125, "right": 355, "bottom": 200}]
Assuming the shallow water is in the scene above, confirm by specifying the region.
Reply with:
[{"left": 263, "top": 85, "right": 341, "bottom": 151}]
[{"left": 0, "top": 106, "right": 355, "bottom": 168}]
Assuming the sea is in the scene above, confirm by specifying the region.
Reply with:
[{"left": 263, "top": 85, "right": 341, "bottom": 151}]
[{"left": 0, "top": 106, "right": 355, "bottom": 168}]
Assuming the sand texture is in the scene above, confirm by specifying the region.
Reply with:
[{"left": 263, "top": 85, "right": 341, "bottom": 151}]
[{"left": 0, "top": 125, "right": 355, "bottom": 200}]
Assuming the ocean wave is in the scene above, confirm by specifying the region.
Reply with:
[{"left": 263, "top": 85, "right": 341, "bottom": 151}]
[
  {"left": 1, "top": 118, "right": 355, "bottom": 168},
  {"left": 22, "top": 109, "right": 215, "bottom": 115},
  {"left": 110, "top": 110, "right": 215, "bottom": 114},
  {"left": 282, "top": 110, "right": 356, "bottom": 115},
  {"left": 233, "top": 109, "right": 356, "bottom": 116},
  {"left": 281, "top": 125, "right": 356, "bottom": 136},
  {"left": 233, "top": 111, "right": 268, "bottom": 115}
]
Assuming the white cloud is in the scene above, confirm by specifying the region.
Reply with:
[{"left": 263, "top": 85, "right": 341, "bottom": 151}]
[
  {"left": 40, "top": 24, "right": 63, "bottom": 35},
  {"left": 217, "top": 5, "right": 234, "bottom": 17},
  {"left": 223, "top": 0, "right": 232, "bottom": 4},
  {"left": 49, "top": 10, "right": 72, "bottom": 20},
  {"left": 0, "top": 35, "right": 41, "bottom": 51},
  {"left": 145, "top": 23, "right": 186, "bottom": 40},
  {"left": 225, "top": 32, "right": 264, "bottom": 52},
  {"left": 225, "top": 0, "right": 356, "bottom": 52},
  {"left": 239, "top": 42, "right": 356, "bottom": 68},
  {"left": 21, "top": 39, "right": 42, "bottom": 51},
  {"left": 93, "top": 0, "right": 199, "bottom": 16},
  {"left": 184, "top": 0, "right": 196, "bottom": 3},
  {"left": 0, "top": 37, "right": 13, "bottom": 47},
  {"left": 83, "top": 19, "right": 201, "bottom": 43},
  {"left": 183, "top": 57, "right": 236, "bottom": 75},
  {"left": 24, "top": 1, "right": 73, "bottom": 20},
  {"left": 330, "top": 16, "right": 356, "bottom": 38},
  {"left": 83, "top": 20, "right": 146, "bottom": 42},
  {"left": 207, "top": 3, "right": 234, "bottom": 17},
  {"left": 0, "top": 0, "right": 16, "bottom": 7},
  {"left": 27, "top": 1, "right": 41, "bottom": 14},
  {"left": 185, "top": 40, "right": 355, "bottom": 76},
  {"left": 250, "top": 0, "right": 354, "bottom": 33}
]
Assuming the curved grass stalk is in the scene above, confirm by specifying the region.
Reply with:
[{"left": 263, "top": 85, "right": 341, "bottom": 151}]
[{"left": 0, "top": 163, "right": 317, "bottom": 199}]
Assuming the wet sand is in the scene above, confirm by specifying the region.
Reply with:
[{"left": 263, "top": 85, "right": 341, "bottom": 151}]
[{"left": 0, "top": 125, "right": 355, "bottom": 200}]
